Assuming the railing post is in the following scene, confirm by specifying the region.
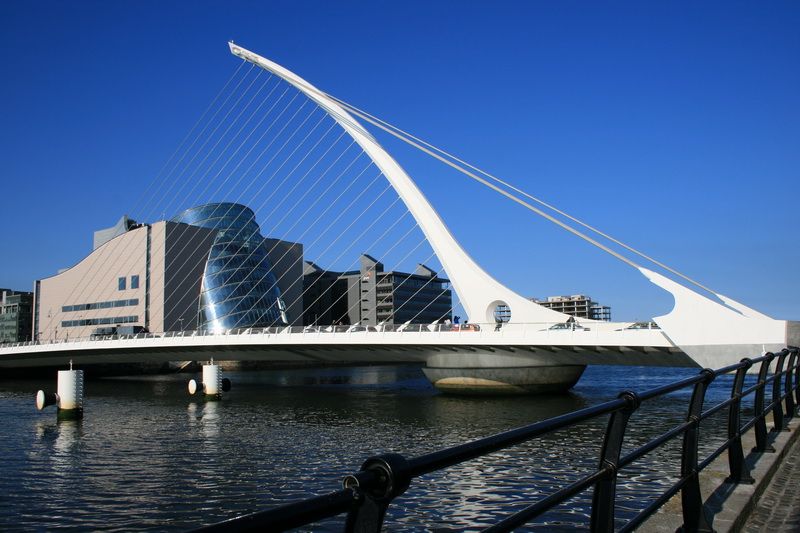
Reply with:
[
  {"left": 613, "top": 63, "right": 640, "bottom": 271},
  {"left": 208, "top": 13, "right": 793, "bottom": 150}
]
[
  {"left": 771, "top": 350, "right": 789, "bottom": 432},
  {"left": 590, "top": 390, "right": 640, "bottom": 532},
  {"left": 343, "top": 453, "right": 410, "bottom": 533},
  {"left": 785, "top": 350, "right": 798, "bottom": 422},
  {"left": 726, "top": 359, "right": 755, "bottom": 484},
  {"left": 680, "top": 368, "right": 715, "bottom": 533},
  {"left": 752, "top": 353, "right": 776, "bottom": 453},
  {"left": 794, "top": 348, "right": 800, "bottom": 407}
]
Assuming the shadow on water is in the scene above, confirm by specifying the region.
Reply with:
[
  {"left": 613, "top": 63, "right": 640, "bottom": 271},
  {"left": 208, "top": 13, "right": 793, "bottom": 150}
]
[{"left": 0, "top": 364, "right": 727, "bottom": 531}]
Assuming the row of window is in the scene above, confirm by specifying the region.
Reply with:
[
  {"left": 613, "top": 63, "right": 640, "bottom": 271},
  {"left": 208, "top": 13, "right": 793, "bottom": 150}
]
[
  {"left": 118, "top": 275, "right": 140, "bottom": 291},
  {"left": 392, "top": 284, "right": 449, "bottom": 294},
  {"left": 62, "top": 315, "right": 139, "bottom": 328},
  {"left": 63, "top": 299, "right": 139, "bottom": 313},
  {"left": 375, "top": 277, "right": 450, "bottom": 289}
]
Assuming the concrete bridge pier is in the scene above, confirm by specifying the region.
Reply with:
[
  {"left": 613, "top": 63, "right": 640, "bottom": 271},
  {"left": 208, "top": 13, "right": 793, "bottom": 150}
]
[{"left": 422, "top": 351, "right": 586, "bottom": 394}]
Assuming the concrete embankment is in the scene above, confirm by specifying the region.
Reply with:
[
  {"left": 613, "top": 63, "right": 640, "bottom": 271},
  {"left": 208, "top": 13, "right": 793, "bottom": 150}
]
[{"left": 643, "top": 411, "right": 800, "bottom": 531}]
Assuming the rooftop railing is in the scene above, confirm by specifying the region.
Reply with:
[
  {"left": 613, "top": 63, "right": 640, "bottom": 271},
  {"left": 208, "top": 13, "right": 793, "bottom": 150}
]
[{"left": 191, "top": 347, "right": 800, "bottom": 532}]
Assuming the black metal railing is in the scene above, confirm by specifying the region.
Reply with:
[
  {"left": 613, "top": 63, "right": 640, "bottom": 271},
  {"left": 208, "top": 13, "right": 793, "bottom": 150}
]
[{"left": 193, "top": 347, "right": 800, "bottom": 532}]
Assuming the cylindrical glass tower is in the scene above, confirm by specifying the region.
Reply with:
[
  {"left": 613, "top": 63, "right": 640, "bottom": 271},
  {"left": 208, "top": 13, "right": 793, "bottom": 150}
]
[{"left": 171, "top": 203, "right": 285, "bottom": 332}]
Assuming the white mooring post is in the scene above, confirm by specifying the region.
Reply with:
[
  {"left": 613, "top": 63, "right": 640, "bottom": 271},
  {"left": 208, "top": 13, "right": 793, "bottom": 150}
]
[
  {"left": 188, "top": 359, "right": 231, "bottom": 400},
  {"left": 35, "top": 361, "right": 84, "bottom": 420}
]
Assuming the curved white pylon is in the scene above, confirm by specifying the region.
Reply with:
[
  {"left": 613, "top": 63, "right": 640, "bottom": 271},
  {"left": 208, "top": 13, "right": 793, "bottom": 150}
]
[{"left": 229, "top": 43, "right": 569, "bottom": 324}]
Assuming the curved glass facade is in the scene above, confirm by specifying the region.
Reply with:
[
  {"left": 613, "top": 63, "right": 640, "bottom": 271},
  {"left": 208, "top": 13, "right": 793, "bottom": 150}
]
[{"left": 171, "top": 203, "right": 286, "bottom": 332}]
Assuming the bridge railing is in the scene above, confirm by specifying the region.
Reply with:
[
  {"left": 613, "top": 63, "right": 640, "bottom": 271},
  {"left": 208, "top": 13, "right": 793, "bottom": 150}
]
[
  {"left": 3, "top": 319, "right": 662, "bottom": 349},
  {"left": 192, "top": 347, "right": 800, "bottom": 532}
]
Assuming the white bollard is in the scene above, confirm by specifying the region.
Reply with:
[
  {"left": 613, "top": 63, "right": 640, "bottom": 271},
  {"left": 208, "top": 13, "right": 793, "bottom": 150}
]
[
  {"left": 203, "top": 363, "right": 221, "bottom": 396},
  {"left": 57, "top": 370, "right": 83, "bottom": 410},
  {"left": 188, "top": 361, "right": 230, "bottom": 399},
  {"left": 36, "top": 367, "right": 84, "bottom": 419}
]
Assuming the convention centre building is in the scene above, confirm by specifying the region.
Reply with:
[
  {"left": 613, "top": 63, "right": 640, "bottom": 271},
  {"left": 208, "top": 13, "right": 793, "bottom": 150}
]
[
  {"left": 34, "top": 203, "right": 303, "bottom": 341},
  {"left": 33, "top": 203, "right": 452, "bottom": 341}
]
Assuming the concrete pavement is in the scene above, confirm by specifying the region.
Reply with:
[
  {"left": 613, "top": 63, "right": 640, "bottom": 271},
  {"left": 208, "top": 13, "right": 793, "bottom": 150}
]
[{"left": 742, "top": 429, "right": 800, "bottom": 532}]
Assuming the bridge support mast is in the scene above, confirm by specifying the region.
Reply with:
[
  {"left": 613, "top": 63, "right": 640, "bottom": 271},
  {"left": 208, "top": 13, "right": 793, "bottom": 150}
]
[
  {"left": 227, "top": 42, "right": 572, "bottom": 327},
  {"left": 227, "top": 43, "right": 586, "bottom": 394}
]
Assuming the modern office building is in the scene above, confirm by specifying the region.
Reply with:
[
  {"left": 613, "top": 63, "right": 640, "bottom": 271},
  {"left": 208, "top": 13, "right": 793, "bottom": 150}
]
[
  {"left": 530, "top": 294, "right": 611, "bottom": 321},
  {"left": 0, "top": 289, "right": 33, "bottom": 343},
  {"left": 302, "top": 262, "right": 353, "bottom": 325},
  {"left": 34, "top": 203, "right": 303, "bottom": 341},
  {"left": 33, "top": 202, "right": 451, "bottom": 340},
  {"left": 302, "top": 254, "right": 452, "bottom": 326}
]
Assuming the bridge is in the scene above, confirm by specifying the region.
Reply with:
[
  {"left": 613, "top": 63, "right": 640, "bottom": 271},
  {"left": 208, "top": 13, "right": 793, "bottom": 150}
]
[
  {"left": 2, "top": 43, "right": 797, "bottom": 393},
  {"left": 1, "top": 321, "right": 686, "bottom": 392}
]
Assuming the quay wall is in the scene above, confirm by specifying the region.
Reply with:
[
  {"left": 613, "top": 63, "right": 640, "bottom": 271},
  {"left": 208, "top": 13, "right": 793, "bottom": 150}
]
[{"left": 644, "top": 411, "right": 800, "bottom": 531}]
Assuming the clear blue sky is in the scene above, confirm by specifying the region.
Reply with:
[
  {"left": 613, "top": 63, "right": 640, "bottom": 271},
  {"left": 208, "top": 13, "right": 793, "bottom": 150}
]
[{"left": 1, "top": 1, "right": 798, "bottom": 321}]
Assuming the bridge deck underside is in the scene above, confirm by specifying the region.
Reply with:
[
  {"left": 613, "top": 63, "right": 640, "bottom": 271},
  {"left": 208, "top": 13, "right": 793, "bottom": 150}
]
[{"left": 0, "top": 339, "right": 693, "bottom": 369}]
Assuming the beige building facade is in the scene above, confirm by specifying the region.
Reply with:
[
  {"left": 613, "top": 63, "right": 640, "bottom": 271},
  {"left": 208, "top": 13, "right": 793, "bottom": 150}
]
[
  {"left": 34, "top": 208, "right": 304, "bottom": 341},
  {"left": 35, "top": 221, "right": 216, "bottom": 340}
]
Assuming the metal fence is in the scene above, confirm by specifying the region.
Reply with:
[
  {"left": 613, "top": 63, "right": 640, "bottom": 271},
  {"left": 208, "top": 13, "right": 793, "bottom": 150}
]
[
  {"left": 192, "top": 347, "right": 800, "bottom": 532},
  {"left": 2, "top": 320, "right": 660, "bottom": 349}
]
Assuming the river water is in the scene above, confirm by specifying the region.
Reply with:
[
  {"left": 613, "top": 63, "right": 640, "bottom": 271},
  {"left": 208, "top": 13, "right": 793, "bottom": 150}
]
[{"left": 0, "top": 364, "right": 742, "bottom": 531}]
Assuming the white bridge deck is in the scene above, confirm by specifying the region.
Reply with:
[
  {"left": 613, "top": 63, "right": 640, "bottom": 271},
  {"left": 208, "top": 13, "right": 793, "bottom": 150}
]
[{"left": 0, "top": 321, "right": 692, "bottom": 369}]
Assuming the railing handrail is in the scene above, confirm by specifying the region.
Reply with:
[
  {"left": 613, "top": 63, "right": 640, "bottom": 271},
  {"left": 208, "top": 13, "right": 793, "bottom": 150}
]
[
  {"left": 192, "top": 347, "right": 800, "bottom": 533},
  {"left": 3, "top": 319, "right": 667, "bottom": 349}
]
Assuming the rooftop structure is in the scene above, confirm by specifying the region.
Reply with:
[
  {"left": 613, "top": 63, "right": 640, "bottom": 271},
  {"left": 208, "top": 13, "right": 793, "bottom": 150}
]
[{"left": 530, "top": 294, "right": 611, "bottom": 321}]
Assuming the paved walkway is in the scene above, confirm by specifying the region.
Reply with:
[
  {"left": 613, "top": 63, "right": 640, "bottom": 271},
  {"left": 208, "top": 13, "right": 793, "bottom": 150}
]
[{"left": 742, "top": 430, "right": 800, "bottom": 532}]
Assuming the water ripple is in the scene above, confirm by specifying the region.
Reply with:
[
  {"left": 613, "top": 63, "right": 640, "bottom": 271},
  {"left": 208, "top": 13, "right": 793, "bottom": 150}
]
[{"left": 0, "top": 365, "right": 729, "bottom": 530}]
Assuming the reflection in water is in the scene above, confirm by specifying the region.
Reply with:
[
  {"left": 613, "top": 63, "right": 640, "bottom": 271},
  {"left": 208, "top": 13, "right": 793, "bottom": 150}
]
[
  {"left": 53, "top": 419, "right": 82, "bottom": 456},
  {"left": 35, "top": 418, "right": 59, "bottom": 441},
  {"left": 199, "top": 400, "right": 221, "bottom": 440},
  {"left": 24, "top": 418, "right": 86, "bottom": 528},
  {"left": 188, "top": 401, "right": 222, "bottom": 441},
  {"left": 0, "top": 364, "right": 720, "bottom": 531}
]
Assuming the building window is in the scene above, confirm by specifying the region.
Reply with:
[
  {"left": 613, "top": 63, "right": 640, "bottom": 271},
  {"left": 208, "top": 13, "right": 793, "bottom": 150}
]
[
  {"left": 62, "top": 298, "right": 138, "bottom": 313},
  {"left": 131, "top": 275, "right": 140, "bottom": 289},
  {"left": 118, "top": 277, "right": 126, "bottom": 291},
  {"left": 61, "top": 315, "right": 138, "bottom": 328}
]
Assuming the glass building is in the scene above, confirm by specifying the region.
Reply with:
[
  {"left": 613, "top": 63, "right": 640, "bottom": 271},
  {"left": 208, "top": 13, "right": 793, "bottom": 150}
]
[{"left": 172, "top": 203, "right": 286, "bottom": 332}]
